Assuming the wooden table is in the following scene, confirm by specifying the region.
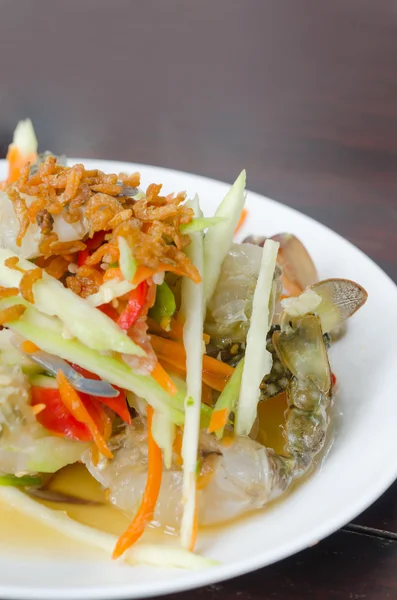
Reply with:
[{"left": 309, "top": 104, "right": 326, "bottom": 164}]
[{"left": 1, "top": 1, "right": 397, "bottom": 598}]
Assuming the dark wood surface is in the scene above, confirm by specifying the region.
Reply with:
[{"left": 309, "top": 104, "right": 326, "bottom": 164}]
[{"left": 1, "top": 1, "right": 397, "bottom": 598}]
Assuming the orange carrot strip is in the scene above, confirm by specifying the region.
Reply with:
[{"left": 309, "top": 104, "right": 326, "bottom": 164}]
[
  {"left": 6, "top": 147, "right": 37, "bottom": 186},
  {"left": 150, "top": 335, "right": 185, "bottom": 365},
  {"left": 201, "top": 383, "right": 213, "bottom": 406},
  {"left": 133, "top": 264, "right": 192, "bottom": 287},
  {"left": 234, "top": 208, "right": 248, "bottom": 235},
  {"left": 189, "top": 496, "right": 198, "bottom": 552},
  {"left": 132, "top": 266, "right": 156, "bottom": 286},
  {"left": 20, "top": 340, "right": 40, "bottom": 354},
  {"left": 147, "top": 317, "right": 180, "bottom": 341},
  {"left": 151, "top": 361, "right": 178, "bottom": 397},
  {"left": 208, "top": 408, "right": 228, "bottom": 433},
  {"left": 150, "top": 335, "right": 234, "bottom": 392},
  {"left": 113, "top": 405, "right": 162, "bottom": 558},
  {"left": 202, "top": 368, "right": 230, "bottom": 393},
  {"left": 158, "top": 358, "right": 187, "bottom": 380},
  {"left": 170, "top": 316, "right": 184, "bottom": 341},
  {"left": 202, "top": 332, "right": 210, "bottom": 345},
  {"left": 103, "top": 267, "right": 123, "bottom": 282},
  {"left": 281, "top": 273, "right": 303, "bottom": 297},
  {"left": 203, "top": 355, "right": 235, "bottom": 378},
  {"left": 56, "top": 370, "right": 113, "bottom": 459},
  {"left": 173, "top": 427, "right": 183, "bottom": 458}
]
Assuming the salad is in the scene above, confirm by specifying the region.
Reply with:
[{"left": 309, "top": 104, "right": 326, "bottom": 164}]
[{"left": 0, "top": 120, "right": 367, "bottom": 569}]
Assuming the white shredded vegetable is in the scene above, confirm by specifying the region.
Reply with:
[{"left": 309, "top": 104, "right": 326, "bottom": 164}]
[
  {"left": 12, "top": 118, "right": 38, "bottom": 155},
  {"left": 180, "top": 196, "right": 204, "bottom": 550},
  {"left": 118, "top": 236, "right": 137, "bottom": 282},
  {"left": 0, "top": 249, "right": 143, "bottom": 356},
  {"left": 0, "top": 487, "right": 217, "bottom": 569},
  {"left": 235, "top": 239, "right": 279, "bottom": 436},
  {"left": 203, "top": 170, "right": 246, "bottom": 307},
  {"left": 181, "top": 216, "right": 226, "bottom": 234},
  {"left": 87, "top": 279, "right": 134, "bottom": 307},
  {"left": 151, "top": 410, "right": 176, "bottom": 469},
  {"left": 281, "top": 289, "right": 322, "bottom": 318}
]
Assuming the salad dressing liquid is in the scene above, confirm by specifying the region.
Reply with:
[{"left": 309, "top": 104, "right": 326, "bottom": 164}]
[{"left": 0, "top": 394, "right": 329, "bottom": 554}]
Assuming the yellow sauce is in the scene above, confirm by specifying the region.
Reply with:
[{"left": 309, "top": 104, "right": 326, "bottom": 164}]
[
  {"left": 256, "top": 392, "right": 288, "bottom": 455},
  {"left": 0, "top": 394, "right": 324, "bottom": 555},
  {"left": 41, "top": 463, "right": 131, "bottom": 535}
]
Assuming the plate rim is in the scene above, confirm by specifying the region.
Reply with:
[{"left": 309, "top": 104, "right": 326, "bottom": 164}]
[{"left": 0, "top": 158, "right": 396, "bottom": 600}]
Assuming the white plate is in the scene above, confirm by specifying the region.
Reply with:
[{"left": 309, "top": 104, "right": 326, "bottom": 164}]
[{"left": 0, "top": 158, "right": 397, "bottom": 600}]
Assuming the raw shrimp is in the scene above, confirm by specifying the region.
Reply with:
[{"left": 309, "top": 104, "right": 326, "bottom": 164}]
[
  {"left": 84, "top": 277, "right": 367, "bottom": 529},
  {"left": 83, "top": 419, "right": 292, "bottom": 529},
  {"left": 0, "top": 189, "right": 88, "bottom": 259}
]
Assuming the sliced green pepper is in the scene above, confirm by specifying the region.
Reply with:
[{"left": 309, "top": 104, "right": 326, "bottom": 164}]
[
  {"left": 0, "top": 474, "right": 42, "bottom": 487},
  {"left": 149, "top": 282, "right": 176, "bottom": 330}
]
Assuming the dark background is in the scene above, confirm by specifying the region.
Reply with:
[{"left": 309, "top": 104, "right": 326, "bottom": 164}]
[{"left": 1, "top": 1, "right": 397, "bottom": 598}]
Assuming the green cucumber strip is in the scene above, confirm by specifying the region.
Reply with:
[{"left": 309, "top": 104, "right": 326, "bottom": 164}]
[
  {"left": 212, "top": 358, "right": 244, "bottom": 439},
  {"left": 203, "top": 170, "right": 246, "bottom": 307},
  {"left": 0, "top": 249, "right": 144, "bottom": 356},
  {"left": 87, "top": 280, "right": 134, "bottom": 307},
  {"left": 0, "top": 487, "right": 219, "bottom": 568},
  {"left": 180, "top": 196, "right": 204, "bottom": 550},
  {"left": 235, "top": 239, "right": 279, "bottom": 436},
  {"left": 25, "top": 437, "right": 89, "bottom": 473},
  {"left": 30, "top": 374, "right": 58, "bottom": 389},
  {"left": 151, "top": 411, "right": 176, "bottom": 469},
  {"left": 7, "top": 311, "right": 185, "bottom": 425},
  {"left": 118, "top": 236, "right": 137, "bottom": 282},
  {"left": 180, "top": 216, "right": 226, "bottom": 234},
  {"left": 168, "top": 374, "right": 212, "bottom": 427},
  {"left": 0, "top": 474, "right": 42, "bottom": 487}
]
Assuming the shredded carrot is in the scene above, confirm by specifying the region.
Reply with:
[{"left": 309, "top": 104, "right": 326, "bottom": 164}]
[
  {"left": 91, "top": 445, "right": 99, "bottom": 467},
  {"left": 147, "top": 317, "right": 207, "bottom": 345},
  {"left": 212, "top": 354, "right": 239, "bottom": 381},
  {"left": 103, "top": 267, "right": 123, "bottom": 282},
  {"left": 132, "top": 266, "right": 155, "bottom": 286},
  {"left": 281, "top": 273, "right": 303, "bottom": 297},
  {"left": 208, "top": 408, "right": 228, "bottom": 433},
  {"left": 20, "top": 340, "right": 40, "bottom": 354},
  {"left": 31, "top": 403, "right": 46, "bottom": 416},
  {"left": 201, "top": 383, "right": 213, "bottom": 406},
  {"left": 202, "top": 332, "right": 210, "bottom": 344},
  {"left": 158, "top": 358, "right": 186, "bottom": 380},
  {"left": 197, "top": 456, "right": 217, "bottom": 490},
  {"left": 171, "top": 317, "right": 209, "bottom": 344},
  {"left": 5, "top": 147, "right": 37, "bottom": 186},
  {"left": 201, "top": 368, "right": 230, "bottom": 393},
  {"left": 113, "top": 405, "right": 162, "bottom": 558},
  {"left": 132, "top": 263, "right": 193, "bottom": 287},
  {"left": 234, "top": 208, "right": 248, "bottom": 234},
  {"left": 220, "top": 433, "right": 234, "bottom": 447},
  {"left": 56, "top": 370, "right": 113, "bottom": 459},
  {"left": 170, "top": 316, "right": 184, "bottom": 340},
  {"left": 149, "top": 335, "right": 185, "bottom": 365},
  {"left": 147, "top": 317, "right": 179, "bottom": 341},
  {"left": 158, "top": 262, "right": 192, "bottom": 279},
  {"left": 189, "top": 495, "right": 199, "bottom": 552},
  {"left": 151, "top": 361, "right": 178, "bottom": 396},
  {"left": 149, "top": 334, "right": 234, "bottom": 392},
  {"left": 173, "top": 428, "right": 183, "bottom": 466}
]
